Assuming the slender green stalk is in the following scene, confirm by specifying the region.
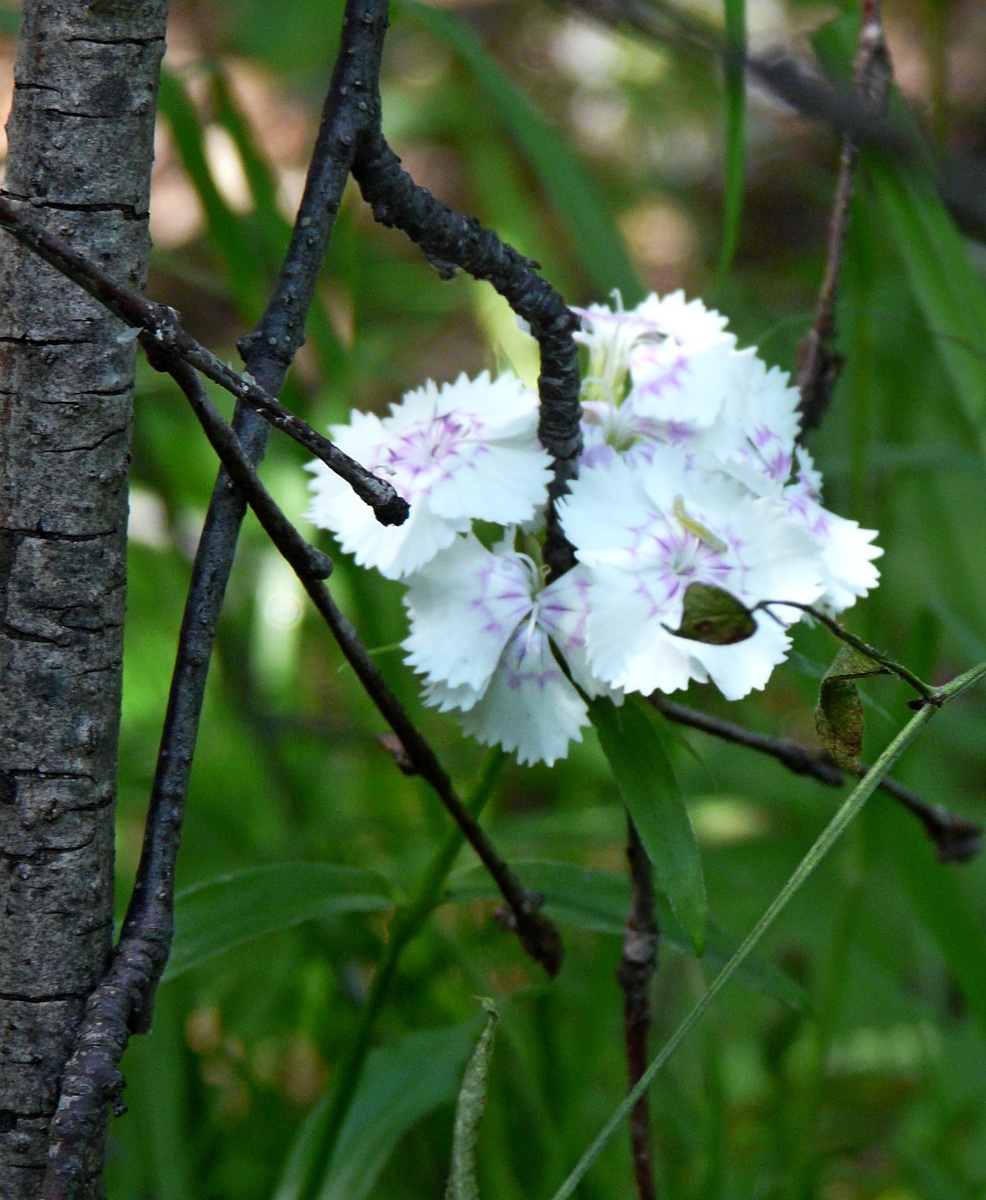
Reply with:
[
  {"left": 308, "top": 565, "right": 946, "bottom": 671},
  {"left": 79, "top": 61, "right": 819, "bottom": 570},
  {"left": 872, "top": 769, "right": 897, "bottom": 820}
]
[
  {"left": 547, "top": 701, "right": 937, "bottom": 1200},
  {"left": 759, "top": 600, "right": 938, "bottom": 702},
  {"left": 295, "top": 749, "right": 506, "bottom": 1200},
  {"left": 716, "top": 0, "right": 746, "bottom": 277}
]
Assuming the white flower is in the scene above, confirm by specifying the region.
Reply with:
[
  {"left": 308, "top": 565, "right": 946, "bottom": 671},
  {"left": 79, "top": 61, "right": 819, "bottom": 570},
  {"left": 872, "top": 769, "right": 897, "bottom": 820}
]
[
  {"left": 575, "top": 291, "right": 758, "bottom": 474},
  {"left": 782, "top": 448, "right": 882, "bottom": 612},
  {"left": 402, "top": 535, "right": 616, "bottom": 765},
  {"left": 306, "top": 372, "right": 552, "bottom": 579},
  {"left": 558, "top": 450, "right": 826, "bottom": 700},
  {"left": 683, "top": 356, "right": 802, "bottom": 492},
  {"left": 574, "top": 290, "right": 734, "bottom": 408}
]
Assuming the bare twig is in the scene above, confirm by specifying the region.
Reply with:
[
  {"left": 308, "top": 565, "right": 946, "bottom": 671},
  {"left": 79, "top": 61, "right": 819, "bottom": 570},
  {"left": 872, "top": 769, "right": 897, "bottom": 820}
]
[
  {"left": 161, "top": 355, "right": 562, "bottom": 972},
  {"left": 797, "top": 0, "right": 893, "bottom": 436},
  {"left": 351, "top": 130, "right": 583, "bottom": 578},
  {"left": 40, "top": 3, "right": 396, "bottom": 1195},
  {"left": 0, "top": 194, "right": 407, "bottom": 528},
  {"left": 618, "top": 814, "right": 660, "bottom": 1200},
  {"left": 650, "top": 695, "right": 981, "bottom": 864}
]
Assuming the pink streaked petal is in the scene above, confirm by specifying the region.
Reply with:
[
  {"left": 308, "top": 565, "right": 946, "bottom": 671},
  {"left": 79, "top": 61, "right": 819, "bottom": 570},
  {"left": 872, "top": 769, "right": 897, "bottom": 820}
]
[
  {"left": 629, "top": 340, "right": 738, "bottom": 427},
  {"left": 428, "top": 439, "right": 552, "bottom": 524},
  {"left": 456, "top": 623, "right": 590, "bottom": 766},
  {"left": 558, "top": 457, "right": 656, "bottom": 565},
  {"left": 433, "top": 370, "right": 541, "bottom": 438},
  {"left": 584, "top": 564, "right": 697, "bottom": 695},
  {"left": 402, "top": 536, "right": 534, "bottom": 691}
]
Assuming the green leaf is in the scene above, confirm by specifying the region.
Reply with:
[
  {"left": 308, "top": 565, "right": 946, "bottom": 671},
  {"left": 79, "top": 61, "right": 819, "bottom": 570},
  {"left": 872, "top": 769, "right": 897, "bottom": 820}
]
[
  {"left": 166, "top": 864, "right": 394, "bottom": 980},
  {"left": 274, "top": 1023, "right": 480, "bottom": 1200},
  {"left": 445, "top": 860, "right": 806, "bottom": 1010},
  {"left": 445, "top": 1001, "right": 499, "bottom": 1200},
  {"left": 815, "top": 643, "right": 889, "bottom": 770},
  {"left": 665, "top": 582, "right": 756, "bottom": 645},
  {"left": 398, "top": 0, "right": 644, "bottom": 303},
  {"left": 590, "top": 697, "right": 708, "bottom": 953},
  {"left": 718, "top": 0, "right": 747, "bottom": 275}
]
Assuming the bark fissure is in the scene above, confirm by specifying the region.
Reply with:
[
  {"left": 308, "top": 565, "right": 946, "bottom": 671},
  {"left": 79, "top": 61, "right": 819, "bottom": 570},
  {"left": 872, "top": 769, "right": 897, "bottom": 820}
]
[{"left": 0, "top": 199, "right": 147, "bottom": 219}]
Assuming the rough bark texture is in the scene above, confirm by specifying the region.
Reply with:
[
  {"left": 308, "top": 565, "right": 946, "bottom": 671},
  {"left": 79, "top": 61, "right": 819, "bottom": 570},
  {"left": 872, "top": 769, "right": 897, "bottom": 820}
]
[{"left": 0, "top": 2, "right": 168, "bottom": 1195}]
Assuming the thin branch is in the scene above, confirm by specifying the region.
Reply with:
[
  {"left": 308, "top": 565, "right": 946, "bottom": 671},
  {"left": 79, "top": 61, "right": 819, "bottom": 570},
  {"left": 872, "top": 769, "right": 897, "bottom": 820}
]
[
  {"left": 650, "top": 695, "right": 982, "bottom": 865},
  {"left": 160, "top": 355, "right": 562, "bottom": 970},
  {"left": 797, "top": 0, "right": 893, "bottom": 436},
  {"left": 41, "top": 342, "right": 561, "bottom": 1199},
  {"left": 351, "top": 130, "right": 583, "bottom": 578},
  {"left": 41, "top": 4, "right": 396, "bottom": 1195},
  {"left": 0, "top": 195, "right": 407, "bottom": 526},
  {"left": 617, "top": 813, "right": 659, "bottom": 1200},
  {"left": 757, "top": 599, "right": 938, "bottom": 703}
]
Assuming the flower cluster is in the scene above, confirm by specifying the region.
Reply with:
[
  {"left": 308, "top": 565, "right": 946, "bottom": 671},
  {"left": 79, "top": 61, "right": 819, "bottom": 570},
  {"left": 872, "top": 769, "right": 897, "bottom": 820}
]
[{"left": 307, "top": 292, "right": 882, "bottom": 766}]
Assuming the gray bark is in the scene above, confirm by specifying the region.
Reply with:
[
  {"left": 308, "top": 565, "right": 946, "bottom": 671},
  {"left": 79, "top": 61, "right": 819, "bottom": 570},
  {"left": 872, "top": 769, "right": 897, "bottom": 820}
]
[{"left": 0, "top": 2, "right": 168, "bottom": 1195}]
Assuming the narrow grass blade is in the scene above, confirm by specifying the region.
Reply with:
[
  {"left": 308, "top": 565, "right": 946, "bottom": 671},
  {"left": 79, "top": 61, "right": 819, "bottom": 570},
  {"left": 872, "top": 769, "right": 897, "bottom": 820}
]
[
  {"left": 445, "top": 1001, "right": 499, "bottom": 1200},
  {"left": 717, "top": 0, "right": 746, "bottom": 275}
]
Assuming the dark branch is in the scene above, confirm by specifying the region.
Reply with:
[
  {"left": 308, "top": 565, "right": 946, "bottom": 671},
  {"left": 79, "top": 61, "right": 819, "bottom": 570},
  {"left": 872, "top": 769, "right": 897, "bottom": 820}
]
[
  {"left": 650, "top": 695, "right": 982, "bottom": 864},
  {"left": 162, "top": 356, "right": 563, "bottom": 974},
  {"left": 39, "top": 1, "right": 580, "bottom": 1187},
  {"left": 617, "top": 814, "right": 659, "bottom": 1200},
  {"left": 797, "top": 0, "right": 893, "bottom": 436},
  {"left": 41, "top": 3, "right": 396, "bottom": 1195},
  {"left": 0, "top": 195, "right": 406, "bottom": 527},
  {"left": 351, "top": 130, "right": 583, "bottom": 578}
]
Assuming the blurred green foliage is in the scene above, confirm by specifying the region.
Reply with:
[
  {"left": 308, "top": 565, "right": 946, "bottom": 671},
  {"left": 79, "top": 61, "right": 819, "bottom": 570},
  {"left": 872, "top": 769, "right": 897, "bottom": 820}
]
[{"left": 4, "top": 0, "right": 982, "bottom": 1193}]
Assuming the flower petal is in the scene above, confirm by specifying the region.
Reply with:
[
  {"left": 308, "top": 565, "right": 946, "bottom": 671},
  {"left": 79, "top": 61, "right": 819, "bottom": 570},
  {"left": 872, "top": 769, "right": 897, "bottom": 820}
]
[
  {"left": 583, "top": 563, "right": 699, "bottom": 695},
  {"left": 307, "top": 372, "right": 550, "bottom": 578},
  {"left": 402, "top": 536, "right": 534, "bottom": 691},
  {"left": 428, "top": 438, "right": 552, "bottom": 525},
  {"left": 682, "top": 610, "right": 793, "bottom": 700},
  {"left": 783, "top": 448, "right": 882, "bottom": 612},
  {"left": 455, "top": 622, "right": 590, "bottom": 766},
  {"left": 538, "top": 565, "right": 622, "bottom": 700},
  {"left": 629, "top": 340, "right": 747, "bottom": 428}
]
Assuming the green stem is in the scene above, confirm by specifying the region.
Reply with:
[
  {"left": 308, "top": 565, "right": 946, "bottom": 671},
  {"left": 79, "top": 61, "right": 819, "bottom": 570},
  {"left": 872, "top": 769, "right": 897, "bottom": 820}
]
[
  {"left": 295, "top": 748, "right": 506, "bottom": 1200},
  {"left": 760, "top": 600, "right": 938, "bottom": 702},
  {"left": 547, "top": 701, "right": 936, "bottom": 1200}
]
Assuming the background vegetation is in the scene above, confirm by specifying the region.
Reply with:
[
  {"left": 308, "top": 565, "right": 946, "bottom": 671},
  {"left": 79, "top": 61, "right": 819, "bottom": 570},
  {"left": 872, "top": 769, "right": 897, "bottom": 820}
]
[{"left": 4, "top": 0, "right": 986, "bottom": 1195}]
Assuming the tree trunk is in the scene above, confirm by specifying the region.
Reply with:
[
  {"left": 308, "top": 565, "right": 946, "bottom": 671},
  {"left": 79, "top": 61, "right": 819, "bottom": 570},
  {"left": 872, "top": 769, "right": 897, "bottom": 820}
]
[{"left": 0, "top": 2, "right": 168, "bottom": 1194}]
